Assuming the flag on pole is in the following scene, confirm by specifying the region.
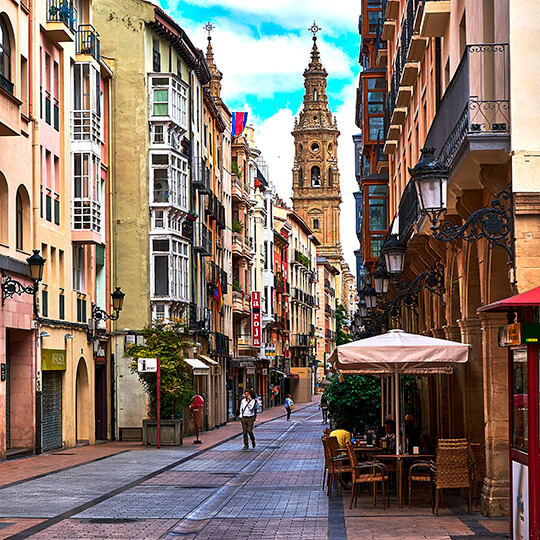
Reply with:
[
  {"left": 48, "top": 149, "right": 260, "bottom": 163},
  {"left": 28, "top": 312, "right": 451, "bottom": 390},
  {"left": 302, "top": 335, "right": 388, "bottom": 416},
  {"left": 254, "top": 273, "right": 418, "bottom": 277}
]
[
  {"left": 213, "top": 278, "right": 224, "bottom": 316},
  {"left": 232, "top": 112, "right": 248, "bottom": 137}
]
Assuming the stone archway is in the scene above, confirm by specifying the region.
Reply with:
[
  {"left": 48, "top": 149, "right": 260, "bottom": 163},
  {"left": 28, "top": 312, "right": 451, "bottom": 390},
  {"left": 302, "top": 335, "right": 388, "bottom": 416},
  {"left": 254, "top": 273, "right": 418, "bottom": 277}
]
[{"left": 75, "top": 358, "right": 90, "bottom": 442}]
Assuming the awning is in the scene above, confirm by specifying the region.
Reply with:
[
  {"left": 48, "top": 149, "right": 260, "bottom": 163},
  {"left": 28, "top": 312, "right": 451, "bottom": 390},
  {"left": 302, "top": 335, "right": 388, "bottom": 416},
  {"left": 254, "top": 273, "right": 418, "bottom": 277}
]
[
  {"left": 477, "top": 286, "right": 540, "bottom": 312},
  {"left": 199, "top": 354, "right": 218, "bottom": 365},
  {"left": 184, "top": 358, "right": 210, "bottom": 376},
  {"left": 229, "top": 357, "right": 256, "bottom": 368}
]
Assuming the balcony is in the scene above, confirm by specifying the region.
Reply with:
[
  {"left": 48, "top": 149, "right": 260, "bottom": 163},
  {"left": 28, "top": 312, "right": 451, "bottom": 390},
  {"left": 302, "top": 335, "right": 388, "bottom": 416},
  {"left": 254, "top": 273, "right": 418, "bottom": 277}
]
[
  {"left": 76, "top": 25, "right": 100, "bottom": 61},
  {"left": 71, "top": 110, "right": 101, "bottom": 145},
  {"left": 383, "top": 0, "right": 400, "bottom": 19},
  {"left": 0, "top": 75, "right": 21, "bottom": 136},
  {"left": 46, "top": 0, "right": 77, "bottom": 43},
  {"left": 424, "top": 44, "right": 510, "bottom": 170},
  {"left": 290, "top": 333, "right": 313, "bottom": 348},
  {"left": 193, "top": 222, "right": 211, "bottom": 256},
  {"left": 419, "top": 0, "right": 451, "bottom": 38},
  {"left": 207, "top": 260, "right": 228, "bottom": 294},
  {"left": 72, "top": 198, "right": 102, "bottom": 243},
  {"left": 188, "top": 302, "right": 211, "bottom": 333},
  {"left": 192, "top": 159, "right": 211, "bottom": 193},
  {"left": 396, "top": 179, "right": 419, "bottom": 242},
  {"left": 213, "top": 331, "right": 230, "bottom": 356},
  {"left": 207, "top": 192, "right": 226, "bottom": 230}
]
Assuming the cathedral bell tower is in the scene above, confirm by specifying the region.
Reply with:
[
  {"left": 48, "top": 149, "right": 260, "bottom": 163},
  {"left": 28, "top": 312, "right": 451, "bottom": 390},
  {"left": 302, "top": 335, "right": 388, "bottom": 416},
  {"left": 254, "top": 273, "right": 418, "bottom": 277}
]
[{"left": 291, "top": 29, "right": 343, "bottom": 267}]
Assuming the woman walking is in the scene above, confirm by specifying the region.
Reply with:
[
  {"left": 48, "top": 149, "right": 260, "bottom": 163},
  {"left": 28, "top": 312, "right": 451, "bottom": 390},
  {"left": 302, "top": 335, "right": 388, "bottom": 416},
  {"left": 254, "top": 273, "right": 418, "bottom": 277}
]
[{"left": 284, "top": 394, "right": 294, "bottom": 421}]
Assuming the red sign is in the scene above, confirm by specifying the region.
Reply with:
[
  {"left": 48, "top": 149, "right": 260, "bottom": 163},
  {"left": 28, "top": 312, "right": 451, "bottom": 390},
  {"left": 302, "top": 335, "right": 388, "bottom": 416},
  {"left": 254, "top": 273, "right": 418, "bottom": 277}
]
[{"left": 252, "top": 291, "right": 261, "bottom": 347}]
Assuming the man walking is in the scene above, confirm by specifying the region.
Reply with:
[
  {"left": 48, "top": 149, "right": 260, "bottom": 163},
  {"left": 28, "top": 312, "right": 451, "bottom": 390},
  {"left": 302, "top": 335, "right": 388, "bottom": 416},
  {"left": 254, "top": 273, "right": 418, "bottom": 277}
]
[{"left": 239, "top": 390, "right": 256, "bottom": 450}]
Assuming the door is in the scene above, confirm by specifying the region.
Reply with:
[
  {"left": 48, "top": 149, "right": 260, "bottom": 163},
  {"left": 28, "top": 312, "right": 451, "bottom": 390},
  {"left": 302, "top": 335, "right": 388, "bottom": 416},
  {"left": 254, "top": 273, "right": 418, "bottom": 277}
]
[
  {"left": 95, "top": 365, "right": 107, "bottom": 440},
  {"left": 42, "top": 371, "right": 62, "bottom": 452}
]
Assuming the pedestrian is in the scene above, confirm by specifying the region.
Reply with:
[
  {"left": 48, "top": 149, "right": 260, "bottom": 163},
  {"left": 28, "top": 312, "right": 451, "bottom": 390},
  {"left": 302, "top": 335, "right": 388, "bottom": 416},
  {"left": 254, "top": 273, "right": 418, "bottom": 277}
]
[
  {"left": 239, "top": 390, "right": 256, "bottom": 450},
  {"left": 284, "top": 393, "right": 294, "bottom": 421},
  {"left": 319, "top": 394, "right": 328, "bottom": 423}
]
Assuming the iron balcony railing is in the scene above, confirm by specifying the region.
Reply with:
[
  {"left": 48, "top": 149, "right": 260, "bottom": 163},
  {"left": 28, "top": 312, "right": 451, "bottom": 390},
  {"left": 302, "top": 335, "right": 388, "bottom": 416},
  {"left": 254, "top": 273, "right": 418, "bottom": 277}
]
[
  {"left": 188, "top": 302, "right": 211, "bottom": 333},
  {"left": 192, "top": 158, "right": 211, "bottom": 193},
  {"left": 193, "top": 222, "right": 211, "bottom": 256},
  {"left": 424, "top": 43, "right": 510, "bottom": 167},
  {"left": 76, "top": 25, "right": 100, "bottom": 61},
  {"left": 0, "top": 73, "right": 14, "bottom": 95},
  {"left": 207, "top": 261, "right": 228, "bottom": 294},
  {"left": 214, "top": 331, "right": 229, "bottom": 356},
  {"left": 377, "top": 129, "right": 386, "bottom": 163},
  {"left": 290, "top": 333, "right": 312, "bottom": 348},
  {"left": 46, "top": 0, "right": 77, "bottom": 32},
  {"left": 397, "top": 180, "right": 419, "bottom": 242}
]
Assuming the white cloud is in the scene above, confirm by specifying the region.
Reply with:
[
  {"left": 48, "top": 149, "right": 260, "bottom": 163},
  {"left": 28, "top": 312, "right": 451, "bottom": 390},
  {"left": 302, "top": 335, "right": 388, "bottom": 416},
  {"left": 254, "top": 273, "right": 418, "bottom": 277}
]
[{"left": 165, "top": 0, "right": 357, "bottom": 36}]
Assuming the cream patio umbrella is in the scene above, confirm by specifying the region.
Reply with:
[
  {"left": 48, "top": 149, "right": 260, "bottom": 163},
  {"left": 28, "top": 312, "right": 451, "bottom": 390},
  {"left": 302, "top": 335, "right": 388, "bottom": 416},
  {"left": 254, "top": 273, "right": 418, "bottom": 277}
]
[{"left": 328, "top": 329, "right": 471, "bottom": 453}]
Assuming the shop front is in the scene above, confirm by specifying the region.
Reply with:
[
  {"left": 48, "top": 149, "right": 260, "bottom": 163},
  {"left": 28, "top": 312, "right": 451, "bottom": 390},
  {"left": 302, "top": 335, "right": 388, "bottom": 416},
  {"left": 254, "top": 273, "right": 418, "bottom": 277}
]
[
  {"left": 41, "top": 348, "right": 65, "bottom": 452},
  {"left": 479, "top": 288, "right": 540, "bottom": 540}
]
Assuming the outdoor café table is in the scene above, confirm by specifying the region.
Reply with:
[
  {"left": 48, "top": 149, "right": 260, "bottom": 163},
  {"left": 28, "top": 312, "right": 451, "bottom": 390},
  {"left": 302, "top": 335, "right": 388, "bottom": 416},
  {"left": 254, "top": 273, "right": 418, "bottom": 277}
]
[
  {"left": 352, "top": 445, "right": 382, "bottom": 461},
  {"left": 373, "top": 453, "right": 434, "bottom": 508}
]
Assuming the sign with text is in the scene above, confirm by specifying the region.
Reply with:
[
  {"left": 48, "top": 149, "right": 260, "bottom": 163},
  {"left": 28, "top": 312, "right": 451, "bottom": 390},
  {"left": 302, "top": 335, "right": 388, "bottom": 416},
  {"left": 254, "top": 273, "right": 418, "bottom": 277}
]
[
  {"left": 138, "top": 357, "right": 158, "bottom": 372},
  {"left": 41, "top": 349, "right": 66, "bottom": 371},
  {"left": 252, "top": 291, "right": 262, "bottom": 347}
]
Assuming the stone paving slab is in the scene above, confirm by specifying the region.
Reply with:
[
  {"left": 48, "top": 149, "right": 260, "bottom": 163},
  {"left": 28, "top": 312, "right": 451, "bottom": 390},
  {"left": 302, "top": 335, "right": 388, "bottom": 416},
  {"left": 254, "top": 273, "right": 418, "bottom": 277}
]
[
  {"left": 29, "top": 518, "right": 181, "bottom": 539},
  {"left": 214, "top": 486, "right": 327, "bottom": 519},
  {"left": 142, "top": 471, "right": 237, "bottom": 487},
  {"left": 73, "top": 486, "right": 214, "bottom": 519},
  {"left": 166, "top": 517, "right": 328, "bottom": 540},
  {"left": 0, "top": 449, "right": 198, "bottom": 518}
]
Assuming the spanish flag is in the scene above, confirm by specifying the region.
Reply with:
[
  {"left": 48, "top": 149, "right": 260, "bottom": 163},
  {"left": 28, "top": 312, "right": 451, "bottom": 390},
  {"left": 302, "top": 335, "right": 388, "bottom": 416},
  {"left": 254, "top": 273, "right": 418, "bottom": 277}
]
[{"left": 213, "top": 278, "right": 224, "bottom": 316}]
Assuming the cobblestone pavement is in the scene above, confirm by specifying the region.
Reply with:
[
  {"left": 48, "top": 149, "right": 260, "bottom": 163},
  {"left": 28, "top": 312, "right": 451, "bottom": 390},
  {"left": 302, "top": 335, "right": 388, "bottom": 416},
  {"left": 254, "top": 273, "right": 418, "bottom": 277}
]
[{"left": 0, "top": 402, "right": 509, "bottom": 539}]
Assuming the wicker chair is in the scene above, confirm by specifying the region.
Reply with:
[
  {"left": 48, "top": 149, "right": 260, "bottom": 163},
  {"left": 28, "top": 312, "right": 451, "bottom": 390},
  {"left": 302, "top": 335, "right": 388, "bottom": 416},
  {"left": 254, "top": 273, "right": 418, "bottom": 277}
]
[
  {"left": 322, "top": 436, "right": 350, "bottom": 496},
  {"left": 432, "top": 439, "right": 471, "bottom": 515},
  {"left": 469, "top": 443, "right": 486, "bottom": 507},
  {"left": 408, "top": 459, "right": 434, "bottom": 509},
  {"left": 346, "top": 442, "right": 389, "bottom": 509}
]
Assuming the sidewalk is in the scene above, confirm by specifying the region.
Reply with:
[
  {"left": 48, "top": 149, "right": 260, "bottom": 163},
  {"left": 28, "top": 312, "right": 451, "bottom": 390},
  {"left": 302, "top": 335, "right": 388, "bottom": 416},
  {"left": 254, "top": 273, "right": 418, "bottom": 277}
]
[{"left": 0, "top": 397, "right": 317, "bottom": 488}]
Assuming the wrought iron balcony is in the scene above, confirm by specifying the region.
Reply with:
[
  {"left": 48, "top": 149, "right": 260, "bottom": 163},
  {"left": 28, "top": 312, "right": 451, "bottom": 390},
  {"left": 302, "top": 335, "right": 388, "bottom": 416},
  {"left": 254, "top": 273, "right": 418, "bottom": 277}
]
[
  {"left": 76, "top": 25, "right": 100, "bottom": 61},
  {"left": 290, "top": 333, "right": 313, "bottom": 348},
  {"left": 192, "top": 158, "right": 211, "bottom": 193},
  {"left": 47, "top": 0, "right": 77, "bottom": 33},
  {"left": 214, "top": 331, "right": 229, "bottom": 356},
  {"left": 193, "top": 222, "right": 211, "bottom": 256},
  {"left": 424, "top": 43, "right": 510, "bottom": 168}
]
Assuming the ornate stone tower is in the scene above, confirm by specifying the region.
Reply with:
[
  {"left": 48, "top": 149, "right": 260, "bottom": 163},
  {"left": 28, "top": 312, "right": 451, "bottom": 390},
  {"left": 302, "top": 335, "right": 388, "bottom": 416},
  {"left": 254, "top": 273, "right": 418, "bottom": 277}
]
[{"left": 292, "top": 31, "right": 343, "bottom": 268}]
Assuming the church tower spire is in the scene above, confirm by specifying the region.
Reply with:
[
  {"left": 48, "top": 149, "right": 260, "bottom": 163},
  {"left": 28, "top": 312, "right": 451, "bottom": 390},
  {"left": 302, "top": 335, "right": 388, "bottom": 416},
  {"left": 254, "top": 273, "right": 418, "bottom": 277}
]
[
  {"left": 292, "top": 25, "right": 342, "bottom": 266},
  {"left": 203, "top": 22, "right": 223, "bottom": 100}
]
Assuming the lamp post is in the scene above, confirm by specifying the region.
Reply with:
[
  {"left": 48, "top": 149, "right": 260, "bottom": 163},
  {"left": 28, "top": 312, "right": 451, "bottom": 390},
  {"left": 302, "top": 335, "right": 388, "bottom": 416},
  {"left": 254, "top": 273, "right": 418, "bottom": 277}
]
[
  {"left": 358, "top": 296, "right": 368, "bottom": 318},
  {"left": 1, "top": 250, "right": 46, "bottom": 316},
  {"left": 88, "top": 287, "right": 125, "bottom": 341},
  {"left": 363, "top": 285, "right": 377, "bottom": 309},
  {"left": 381, "top": 235, "right": 406, "bottom": 275},
  {"left": 410, "top": 147, "right": 515, "bottom": 267},
  {"left": 373, "top": 263, "right": 390, "bottom": 295}
]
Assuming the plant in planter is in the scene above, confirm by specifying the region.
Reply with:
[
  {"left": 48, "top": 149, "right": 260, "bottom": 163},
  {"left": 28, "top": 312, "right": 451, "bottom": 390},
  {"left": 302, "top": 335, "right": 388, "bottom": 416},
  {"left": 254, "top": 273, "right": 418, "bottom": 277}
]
[
  {"left": 231, "top": 160, "right": 243, "bottom": 179},
  {"left": 233, "top": 278, "right": 242, "bottom": 293},
  {"left": 232, "top": 219, "right": 244, "bottom": 234},
  {"left": 126, "top": 321, "right": 194, "bottom": 420}
]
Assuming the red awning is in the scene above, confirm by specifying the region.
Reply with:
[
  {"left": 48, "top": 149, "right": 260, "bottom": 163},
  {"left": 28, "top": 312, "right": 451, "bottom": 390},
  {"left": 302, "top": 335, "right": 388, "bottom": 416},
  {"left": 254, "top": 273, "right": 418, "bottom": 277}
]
[{"left": 477, "top": 286, "right": 540, "bottom": 312}]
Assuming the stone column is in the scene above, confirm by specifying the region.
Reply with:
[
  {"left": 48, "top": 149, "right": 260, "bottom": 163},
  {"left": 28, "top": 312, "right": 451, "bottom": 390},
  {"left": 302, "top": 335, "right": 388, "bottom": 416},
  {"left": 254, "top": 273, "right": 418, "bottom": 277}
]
[
  {"left": 457, "top": 318, "right": 484, "bottom": 443},
  {"left": 478, "top": 312, "right": 510, "bottom": 517}
]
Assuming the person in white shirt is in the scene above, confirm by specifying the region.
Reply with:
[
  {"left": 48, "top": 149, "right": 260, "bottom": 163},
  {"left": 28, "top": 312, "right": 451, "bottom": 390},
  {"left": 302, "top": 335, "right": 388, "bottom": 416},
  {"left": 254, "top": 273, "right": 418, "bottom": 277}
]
[
  {"left": 284, "top": 394, "right": 294, "bottom": 421},
  {"left": 239, "top": 390, "right": 257, "bottom": 450}
]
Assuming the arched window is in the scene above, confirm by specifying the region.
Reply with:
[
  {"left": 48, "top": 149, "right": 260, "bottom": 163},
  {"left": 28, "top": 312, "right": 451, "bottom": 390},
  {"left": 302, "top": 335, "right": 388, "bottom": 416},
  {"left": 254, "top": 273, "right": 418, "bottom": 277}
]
[
  {"left": 0, "top": 17, "right": 11, "bottom": 84},
  {"left": 16, "top": 189, "right": 23, "bottom": 250},
  {"left": 0, "top": 172, "right": 7, "bottom": 244},
  {"left": 298, "top": 168, "right": 304, "bottom": 187},
  {"left": 328, "top": 167, "right": 333, "bottom": 187},
  {"left": 311, "top": 166, "right": 320, "bottom": 186},
  {"left": 313, "top": 89, "right": 318, "bottom": 101},
  {"left": 15, "top": 185, "right": 30, "bottom": 251}
]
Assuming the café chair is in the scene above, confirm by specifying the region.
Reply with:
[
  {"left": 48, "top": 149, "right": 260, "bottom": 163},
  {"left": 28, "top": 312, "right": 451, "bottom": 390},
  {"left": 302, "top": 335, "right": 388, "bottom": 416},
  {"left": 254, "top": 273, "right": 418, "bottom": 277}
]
[
  {"left": 408, "top": 460, "right": 434, "bottom": 509},
  {"left": 322, "top": 436, "right": 350, "bottom": 496},
  {"left": 431, "top": 439, "right": 472, "bottom": 515},
  {"left": 346, "top": 442, "right": 389, "bottom": 509},
  {"left": 469, "top": 443, "right": 486, "bottom": 507}
]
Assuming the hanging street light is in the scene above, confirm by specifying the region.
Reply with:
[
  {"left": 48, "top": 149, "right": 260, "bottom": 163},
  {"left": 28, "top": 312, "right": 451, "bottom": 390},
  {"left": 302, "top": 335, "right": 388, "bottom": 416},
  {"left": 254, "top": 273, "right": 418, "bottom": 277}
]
[
  {"left": 373, "top": 263, "right": 390, "bottom": 295},
  {"left": 381, "top": 235, "right": 406, "bottom": 274}
]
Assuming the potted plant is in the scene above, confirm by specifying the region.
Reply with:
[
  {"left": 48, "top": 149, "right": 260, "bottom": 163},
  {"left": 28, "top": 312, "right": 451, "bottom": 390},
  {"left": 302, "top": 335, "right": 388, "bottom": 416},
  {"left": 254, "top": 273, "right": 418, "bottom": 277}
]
[
  {"left": 126, "top": 321, "right": 195, "bottom": 446},
  {"left": 232, "top": 219, "right": 244, "bottom": 234},
  {"left": 233, "top": 278, "right": 242, "bottom": 293}
]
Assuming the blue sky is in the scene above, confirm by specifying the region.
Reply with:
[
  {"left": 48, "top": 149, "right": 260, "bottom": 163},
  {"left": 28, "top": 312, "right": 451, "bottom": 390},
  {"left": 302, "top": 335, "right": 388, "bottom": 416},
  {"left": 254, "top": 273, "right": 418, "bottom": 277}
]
[{"left": 157, "top": 0, "right": 361, "bottom": 271}]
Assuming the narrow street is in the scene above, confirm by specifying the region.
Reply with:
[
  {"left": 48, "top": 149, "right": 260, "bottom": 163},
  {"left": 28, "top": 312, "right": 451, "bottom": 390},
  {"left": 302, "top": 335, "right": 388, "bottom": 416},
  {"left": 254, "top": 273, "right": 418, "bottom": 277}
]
[{"left": 0, "top": 402, "right": 508, "bottom": 539}]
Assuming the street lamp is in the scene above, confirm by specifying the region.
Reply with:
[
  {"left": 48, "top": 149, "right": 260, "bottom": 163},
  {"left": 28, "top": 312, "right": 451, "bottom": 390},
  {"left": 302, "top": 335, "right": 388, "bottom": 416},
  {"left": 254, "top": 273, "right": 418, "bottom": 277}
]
[
  {"left": 1, "top": 250, "right": 46, "bottom": 312},
  {"left": 358, "top": 296, "right": 368, "bottom": 318},
  {"left": 363, "top": 285, "right": 377, "bottom": 309},
  {"left": 381, "top": 235, "right": 406, "bottom": 274},
  {"left": 373, "top": 263, "right": 390, "bottom": 294},
  {"left": 410, "top": 147, "right": 515, "bottom": 267},
  {"left": 409, "top": 147, "right": 449, "bottom": 224},
  {"left": 92, "top": 287, "right": 126, "bottom": 322}
]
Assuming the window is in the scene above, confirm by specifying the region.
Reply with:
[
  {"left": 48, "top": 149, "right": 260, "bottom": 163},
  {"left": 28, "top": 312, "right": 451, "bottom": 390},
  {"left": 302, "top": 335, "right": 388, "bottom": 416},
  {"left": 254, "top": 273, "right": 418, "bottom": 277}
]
[
  {"left": 311, "top": 166, "right": 320, "bottom": 186},
  {"left": 298, "top": 167, "right": 304, "bottom": 188},
  {"left": 154, "top": 210, "right": 164, "bottom": 228},
  {"left": 73, "top": 152, "right": 102, "bottom": 232},
  {"left": 76, "top": 298, "right": 87, "bottom": 323},
  {"left": 365, "top": 77, "right": 386, "bottom": 142},
  {"left": 155, "top": 304, "right": 165, "bottom": 320},
  {"left": 73, "top": 245, "right": 85, "bottom": 292},
  {"left": 150, "top": 76, "right": 188, "bottom": 128},
  {"left": 368, "top": 10, "right": 382, "bottom": 34},
  {"left": 42, "top": 290, "right": 48, "bottom": 317},
  {"left": 0, "top": 17, "right": 11, "bottom": 88},
  {"left": 313, "top": 218, "right": 319, "bottom": 230},
  {"left": 153, "top": 125, "right": 164, "bottom": 144},
  {"left": 512, "top": 349, "right": 528, "bottom": 452},
  {"left": 365, "top": 184, "right": 388, "bottom": 259},
  {"left": 59, "top": 293, "right": 65, "bottom": 320},
  {"left": 153, "top": 37, "right": 161, "bottom": 72},
  {"left": 328, "top": 168, "right": 333, "bottom": 187},
  {"left": 311, "top": 142, "right": 320, "bottom": 153},
  {"left": 16, "top": 189, "right": 24, "bottom": 250}
]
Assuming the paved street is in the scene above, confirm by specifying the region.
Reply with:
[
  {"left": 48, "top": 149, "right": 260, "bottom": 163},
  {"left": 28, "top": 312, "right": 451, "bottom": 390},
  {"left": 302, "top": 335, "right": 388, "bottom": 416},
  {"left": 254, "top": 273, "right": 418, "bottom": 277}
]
[{"left": 0, "top": 402, "right": 508, "bottom": 539}]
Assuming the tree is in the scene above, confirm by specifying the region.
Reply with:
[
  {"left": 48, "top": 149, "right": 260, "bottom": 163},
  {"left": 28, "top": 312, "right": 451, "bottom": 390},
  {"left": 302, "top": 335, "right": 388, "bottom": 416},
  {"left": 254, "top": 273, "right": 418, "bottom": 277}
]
[
  {"left": 125, "top": 321, "right": 194, "bottom": 419},
  {"left": 336, "top": 302, "right": 353, "bottom": 345},
  {"left": 324, "top": 374, "right": 381, "bottom": 433}
]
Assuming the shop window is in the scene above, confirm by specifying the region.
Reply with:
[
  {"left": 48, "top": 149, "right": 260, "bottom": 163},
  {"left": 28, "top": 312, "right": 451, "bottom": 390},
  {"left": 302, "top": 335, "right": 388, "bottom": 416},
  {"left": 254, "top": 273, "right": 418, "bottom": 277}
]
[{"left": 512, "top": 348, "right": 528, "bottom": 452}]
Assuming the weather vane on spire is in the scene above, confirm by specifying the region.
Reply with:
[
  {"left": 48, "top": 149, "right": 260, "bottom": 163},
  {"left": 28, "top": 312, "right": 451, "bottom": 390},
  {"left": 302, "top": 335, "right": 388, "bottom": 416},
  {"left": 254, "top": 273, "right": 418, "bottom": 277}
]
[
  {"left": 308, "top": 21, "right": 321, "bottom": 38},
  {"left": 203, "top": 21, "right": 215, "bottom": 38}
]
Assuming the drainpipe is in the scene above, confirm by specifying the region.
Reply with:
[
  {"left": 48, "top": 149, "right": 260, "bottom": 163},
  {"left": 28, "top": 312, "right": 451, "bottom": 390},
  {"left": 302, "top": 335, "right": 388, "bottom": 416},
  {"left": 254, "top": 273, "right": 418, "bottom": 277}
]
[{"left": 435, "top": 37, "right": 442, "bottom": 113}]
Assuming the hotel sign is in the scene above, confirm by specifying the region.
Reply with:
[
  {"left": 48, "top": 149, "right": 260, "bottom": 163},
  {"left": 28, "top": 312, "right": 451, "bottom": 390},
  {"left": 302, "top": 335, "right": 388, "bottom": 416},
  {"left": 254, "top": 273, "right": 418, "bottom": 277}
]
[
  {"left": 252, "top": 291, "right": 261, "bottom": 347},
  {"left": 41, "top": 349, "right": 66, "bottom": 371}
]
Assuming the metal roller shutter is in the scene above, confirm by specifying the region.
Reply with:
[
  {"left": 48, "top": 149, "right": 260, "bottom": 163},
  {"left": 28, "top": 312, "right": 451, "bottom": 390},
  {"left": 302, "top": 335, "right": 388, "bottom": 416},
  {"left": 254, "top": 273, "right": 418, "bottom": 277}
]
[{"left": 42, "top": 371, "right": 62, "bottom": 452}]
